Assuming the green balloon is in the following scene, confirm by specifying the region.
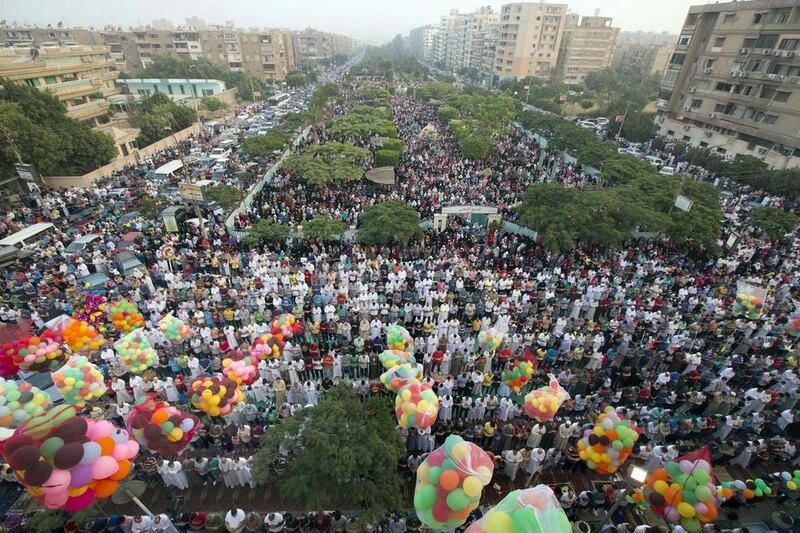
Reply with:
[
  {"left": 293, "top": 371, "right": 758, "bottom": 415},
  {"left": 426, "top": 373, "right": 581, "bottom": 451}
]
[
  {"left": 419, "top": 510, "right": 443, "bottom": 530},
  {"left": 612, "top": 440, "right": 624, "bottom": 451},
  {"left": 427, "top": 466, "right": 441, "bottom": 486},
  {"left": 511, "top": 508, "right": 541, "bottom": 533},
  {"left": 406, "top": 414, "right": 416, "bottom": 427},
  {"left": 40, "top": 436, "right": 64, "bottom": 459},
  {"left": 692, "top": 469, "right": 710, "bottom": 485},
  {"left": 681, "top": 489, "right": 698, "bottom": 505},
  {"left": 694, "top": 485, "right": 712, "bottom": 502},
  {"left": 543, "top": 508, "right": 572, "bottom": 533},
  {"left": 442, "top": 459, "right": 457, "bottom": 471},
  {"left": 665, "top": 462, "right": 682, "bottom": 478},
  {"left": 446, "top": 488, "right": 470, "bottom": 511},
  {"left": 6, "top": 391, "right": 20, "bottom": 402},
  {"left": 684, "top": 477, "right": 698, "bottom": 491},
  {"left": 681, "top": 517, "right": 701, "bottom": 532},
  {"left": 414, "top": 484, "right": 437, "bottom": 511},
  {"left": 162, "top": 421, "right": 174, "bottom": 433},
  {"left": 444, "top": 434, "right": 460, "bottom": 455}
]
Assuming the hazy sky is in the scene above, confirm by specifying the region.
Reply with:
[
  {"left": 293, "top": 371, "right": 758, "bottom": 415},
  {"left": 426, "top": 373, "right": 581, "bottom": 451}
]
[{"left": 3, "top": 0, "right": 698, "bottom": 44}]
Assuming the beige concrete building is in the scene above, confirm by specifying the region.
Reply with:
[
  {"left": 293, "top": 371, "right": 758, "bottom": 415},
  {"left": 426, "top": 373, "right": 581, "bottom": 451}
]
[
  {"left": 1, "top": 25, "right": 354, "bottom": 82},
  {"left": 0, "top": 44, "right": 117, "bottom": 125},
  {"left": 612, "top": 31, "right": 679, "bottom": 77},
  {"left": 557, "top": 13, "right": 620, "bottom": 85},
  {"left": 656, "top": 0, "right": 800, "bottom": 169},
  {"left": 492, "top": 2, "right": 568, "bottom": 82}
]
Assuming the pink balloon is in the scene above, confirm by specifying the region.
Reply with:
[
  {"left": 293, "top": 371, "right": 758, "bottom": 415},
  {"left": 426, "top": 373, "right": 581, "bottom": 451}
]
[
  {"left": 43, "top": 490, "right": 69, "bottom": 509},
  {"left": 69, "top": 464, "right": 93, "bottom": 488},
  {"left": 665, "top": 506, "right": 680, "bottom": 522},
  {"left": 42, "top": 469, "right": 71, "bottom": 494},
  {"left": 679, "top": 460, "right": 693, "bottom": 473},
  {"left": 86, "top": 420, "right": 114, "bottom": 439},
  {"left": 126, "top": 440, "right": 140, "bottom": 458},
  {"left": 695, "top": 503, "right": 708, "bottom": 515},
  {"left": 91, "top": 456, "right": 119, "bottom": 479},
  {"left": 63, "top": 488, "right": 95, "bottom": 512}
]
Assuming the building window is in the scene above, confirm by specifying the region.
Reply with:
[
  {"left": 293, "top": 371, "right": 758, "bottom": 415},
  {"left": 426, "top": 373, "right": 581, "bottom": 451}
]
[
  {"left": 678, "top": 34, "right": 692, "bottom": 46},
  {"left": 713, "top": 37, "right": 725, "bottom": 48},
  {"left": 23, "top": 78, "right": 38, "bottom": 88},
  {"left": 670, "top": 53, "right": 686, "bottom": 65},
  {"left": 760, "top": 86, "right": 776, "bottom": 99},
  {"left": 685, "top": 14, "right": 699, "bottom": 26},
  {"left": 690, "top": 98, "right": 703, "bottom": 108},
  {"left": 743, "top": 38, "right": 757, "bottom": 48},
  {"left": 753, "top": 13, "right": 765, "bottom": 24},
  {"left": 167, "top": 85, "right": 173, "bottom": 95},
  {"left": 705, "top": 58, "right": 716, "bottom": 68},
  {"left": 714, "top": 82, "right": 733, "bottom": 92},
  {"left": 43, "top": 76, "right": 57, "bottom": 85},
  {"left": 723, "top": 14, "right": 736, "bottom": 24},
  {"left": 714, "top": 103, "right": 726, "bottom": 112},
  {"left": 203, "top": 89, "right": 214, "bottom": 96},
  {"left": 774, "top": 90, "right": 791, "bottom": 102},
  {"left": 776, "top": 11, "right": 790, "bottom": 24},
  {"left": 779, "top": 39, "right": 799, "bottom": 50},
  {"left": 763, "top": 114, "right": 778, "bottom": 124},
  {"left": 754, "top": 34, "right": 778, "bottom": 48}
]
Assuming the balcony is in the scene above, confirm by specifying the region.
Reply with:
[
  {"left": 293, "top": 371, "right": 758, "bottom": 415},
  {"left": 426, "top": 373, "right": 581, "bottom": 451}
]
[
  {"left": 40, "top": 78, "right": 101, "bottom": 99},
  {"left": 656, "top": 99, "right": 669, "bottom": 109},
  {"left": 66, "top": 99, "right": 110, "bottom": 121}
]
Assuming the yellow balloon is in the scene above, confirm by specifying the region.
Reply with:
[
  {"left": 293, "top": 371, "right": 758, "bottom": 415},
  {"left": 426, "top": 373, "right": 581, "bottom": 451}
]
[
  {"left": 677, "top": 502, "right": 696, "bottom": 518},
  {"left": 450, "top": 442, "right": 469, "bottom": 462},
  {"left": 484, "top": 511, "right": 512, "bottom": 533},
  {"left": 462, "top": 476, "right": 482, "bottom": 498}
]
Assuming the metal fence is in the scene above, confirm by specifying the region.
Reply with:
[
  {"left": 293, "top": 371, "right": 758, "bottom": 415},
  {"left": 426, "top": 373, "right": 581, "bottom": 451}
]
[{"left": 225, "top": 127, "right": 311, "bottom": 239}]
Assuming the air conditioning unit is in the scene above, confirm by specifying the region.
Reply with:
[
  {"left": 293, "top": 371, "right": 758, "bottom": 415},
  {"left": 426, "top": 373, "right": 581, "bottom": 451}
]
[
  {"left": 709, "top": 112, "right": 717, "bottom": 119},
  {"left": 768, "top": 74, "right": 777, "bottom": 80},
  {"left": 739, "top": 48, "right": 749, "bottom": 54},
  {"left": 772, "top": 49, "right": 782, "bottom": 56},
  {"left": 739, "top": 72, "right": 748, "bottom": 78},
  {"left": 787, "top": 51, "right": 796, "bottom": 58},
  {"left": 704, "top": 131, "right": 713, "bottom": 137},
  {"left": 762, "top": 49, "right": 772, "bottom": 55},
  {"left": 757, "top": 147, "right": 768, "bottom": 155},
  {"left": 689, "top": 86, "right": 697, "bottom": 93},
  {"left": 703, "top": 67, "right": 713, "bottom": 74},
  {"left": 731, "top": 72, "right": 740, "bottom": 78}
]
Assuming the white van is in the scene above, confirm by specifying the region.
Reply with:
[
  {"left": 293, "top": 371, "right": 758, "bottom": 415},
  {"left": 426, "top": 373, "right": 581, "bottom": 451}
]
[{"left": 0, "top": 223, "right": 56, "bottom": 251}]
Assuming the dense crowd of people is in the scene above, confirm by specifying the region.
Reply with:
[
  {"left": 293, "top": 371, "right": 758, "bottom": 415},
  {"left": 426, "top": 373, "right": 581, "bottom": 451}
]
[{"left": 0, "top": 74, "right": 797, "bottom": 533}]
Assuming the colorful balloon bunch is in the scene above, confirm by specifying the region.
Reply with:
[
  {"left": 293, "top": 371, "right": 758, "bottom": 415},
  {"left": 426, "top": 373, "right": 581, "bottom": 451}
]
[
  {"left": 396, "top": 382, "right": 440, "bottom": 430},
  {"left": 3, "top": 331, "right": 66, "bottom": 373},
  {"left": 577, "top": 406, "right": 640, "bottom": 474},
  {"left": 114, "top": 330, "right": 158, "bottom": 374},
  {"left": 0, "top": 350, "right": 19, "bottom": 378},
  {"left": 61, "top": 319, "right": 106, "bottom": 354},
  {"left": 51, "top": 356, "right": 107, "bottom": 407},
  {"left": 787, "top": 312, "right": 800, "bottom": 338},
  {"left": 222, "top": 353, "right": 259, "bottom": 386},
  {"left": 645, "top": 451, "right": 719, "bottom": 532},
  {"left": 109, "top": 300, "right": 144, "bottom": 334},
  {"left": 378, "top": 349, "right": 415, "bottom": 370},
  {"left": 477, "top": 328, "right": 503, "bottom": 351},
  {"left": 732, "top": 281, "right": 767, "bottom": 320},
  {"left": 414, "top": 435, "right": 494, "bottom": 530},
  {"left": 159, "top": 314, "right": 191, "bottom": 344},
  {"left": 386, "top": 324, "right": 413, "bottom": 351},
  {"left": 718, "top": 478, "right": 772, "bottom": 501},
  {"left": 465, "top": 485, "right": 571, "bottom": 533},
  {"left": 271, "top": 313, "right": 303, "bottom": 340},
  {"left": 0, "top": 408, "right": 139, "bottom": 511},
  {"left": 189, "top": 375, "right": 243, "bottom": 417},
  {"left": 501, "top": 360, "right": 534, "bottom": 394},
  {"left": 381, "top": 363, "right": 423, "bottom": 393},
  {"left": 0, "top": 379, "right": 51, "bottom": 429},
  {"left": 251, "top": 334, "right": 284, "bottom": 360},
  {"left": 71, "top": 292, "right": 108, "bottom": 331},
  {"left": 523, "top": 376, "right": 569, "bottom": 421},
  {"left": 780, "top": 470, "right": 800, "bottom": 492},
  {"left": 126, "top": 395, "right": 201, "bottom": 455}
]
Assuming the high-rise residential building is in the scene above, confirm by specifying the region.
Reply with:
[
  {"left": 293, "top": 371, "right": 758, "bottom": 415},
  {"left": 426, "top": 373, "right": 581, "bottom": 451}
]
[
  {"left": 492, "top": 2, "right": 568, "bottom": 82},
  {"left": 656, "top": 0, "right": 800, "bottom": 169},
  {"left": 611, "top": 32, "right": 679, "bottom": 78},
  {"left": 557, "top": 12, "right": 619, "bottom": 85},
  {"left": 464, "top": 7, "right": 501, "bottom": 72},
  {"left": 151, "top": 18, "right": 175, "bottom": 31},
  {"left": 408, "top": 25, "right": 437, "bottom": 59},
  {"left": 0, "top": 24, "right": 354, "bottom": 82},
  {"left": 0, "top": 43, "right": 118, "bottom": 126}
]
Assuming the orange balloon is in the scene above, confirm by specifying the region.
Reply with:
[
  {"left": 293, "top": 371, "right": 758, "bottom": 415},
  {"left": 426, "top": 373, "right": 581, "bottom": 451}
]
[
  {"left": 699, "top": 505, "right": 718, "bottom": 521},
  {"left": 439, "top": 470, "right": 460, "bottom": 491},
  {"left": 151, "top": 410, "right": 169, "bottom": 424},
  {"left": 605, "top": 429, "right": 618, "bottom": 441},
  {"left": 94, "top": 479, "right": 119, "bottom": 498},
  {"left": 452, "top": 507, "right": 471, "bottom": 521},
  {"left": 663, "top": 487, "right": 681, "bottom": 505},
  {"left": 97, "top": 437, "right": 115, "bottom": 456},
  {"left": 110, "top": 460, "right": 131, "bottom": 481},
  {"left": 743, "top": 489, "right": 754, "bottom": 499}
]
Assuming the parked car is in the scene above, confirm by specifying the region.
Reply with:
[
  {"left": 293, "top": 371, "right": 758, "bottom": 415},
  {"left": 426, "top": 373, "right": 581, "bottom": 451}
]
[
  {"left": 114, "top": 251, "right": 148, "bottom": 277},
  {"left": 645, "top": 156, "right": 665, "bottom": 167},
  {"left": 659, "top": 166, "right": 676, "bottom": 176}
]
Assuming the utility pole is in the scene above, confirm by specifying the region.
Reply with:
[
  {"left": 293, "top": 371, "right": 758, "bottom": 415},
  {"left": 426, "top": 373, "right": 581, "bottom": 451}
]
[{"left": 616, "top": 101, "right": 631, "bottom": 141}]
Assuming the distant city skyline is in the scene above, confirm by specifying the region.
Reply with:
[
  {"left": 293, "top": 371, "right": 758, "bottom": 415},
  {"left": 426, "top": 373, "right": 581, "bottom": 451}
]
[{"left": 2, "top": 0, "right": 697, "bottom": 44}]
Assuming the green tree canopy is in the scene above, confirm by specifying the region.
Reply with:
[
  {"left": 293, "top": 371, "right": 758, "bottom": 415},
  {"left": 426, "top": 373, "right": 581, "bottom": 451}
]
[
  {"left": 601, "top": 156, "right": 659, "bottom": 185},
  {"left": 375, "top": 149, "right": 401, "bottom": 167},
  {"left": 133, "top": 93, "right": 197, "bottom": 146},
  {"left": 302, "top": 214, "right": 346, "bottom": 241},
  {"left": 241, "top": 131, "right": 291, "bottom": 158},
  {"left": 285, "top": 70, "right": 318, "bottom": 88},
  {"left": 253, "top": 384, "right": 404, "bottom": 515},
  {"left": 327, "top": 106, "right": 397, "bottom": 139},
  {"left": 0, "top": 80, "right": 116, "bottom": 176},
  {"left": 204, "top": 184, "right": 244, "bottom": 211},
  {"left": 243, "top": 220, "right": 290, "bottom": 246},
  {"left": 201, "top": 97, "right": 226, "bottom": 112},
  {"left": 309, "top": 84, "right": 341, "bottom": 123},
  {"left": 358, "top": 201, "right": 424, "bottom": 246},
  {"left": 750, "top": 207, "right": 799, "bottom": 240},
  {"left": 283, "top": 142, "right": 370, "bottom": 186}
]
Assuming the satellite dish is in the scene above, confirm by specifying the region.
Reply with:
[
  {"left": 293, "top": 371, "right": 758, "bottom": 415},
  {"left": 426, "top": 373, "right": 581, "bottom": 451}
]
[{"left": 111, "top": 478, "right": 147, "bottom": 505}]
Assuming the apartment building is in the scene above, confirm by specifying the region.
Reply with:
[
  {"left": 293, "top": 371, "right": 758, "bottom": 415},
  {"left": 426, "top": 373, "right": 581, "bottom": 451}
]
[
  {"left": 0, "top": 44, "right": 118, "bottom": 125},
  {"left": 656, "top": 0, "right": 800, "bottom": 169},
  {"left": 492, "top": 2, "right": 568, "bottom": 82},
  {"left": 611, "top": 31, "right": 679, "bottom": 77},
  {"left": 557, "top": 13, "right": 620, "bottom": 85},
  {"left": 408, "top": 25, "right": 437, "bottom": 59},
  {"left": 1, "top": 25, "right": 354, "bottom": 82}
]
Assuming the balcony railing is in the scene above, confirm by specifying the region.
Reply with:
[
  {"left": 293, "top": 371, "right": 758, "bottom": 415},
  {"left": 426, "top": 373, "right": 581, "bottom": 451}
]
[
  {"left": 66, "top": 100, "right": 110, "bottom": 121},
  {"left": 41, "top": 78, "right": 101, "bottom": 99}
]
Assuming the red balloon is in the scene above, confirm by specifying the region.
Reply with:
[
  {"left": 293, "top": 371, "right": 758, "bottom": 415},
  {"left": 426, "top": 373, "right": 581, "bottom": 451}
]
[{"left": 432, "top": 500, "right": 451, "bottom": 523}]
